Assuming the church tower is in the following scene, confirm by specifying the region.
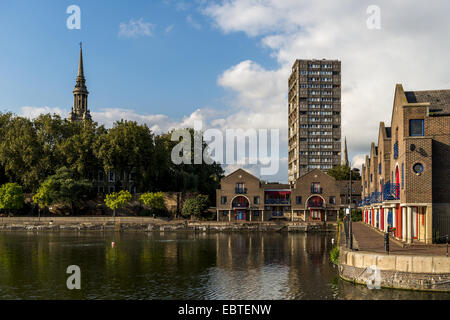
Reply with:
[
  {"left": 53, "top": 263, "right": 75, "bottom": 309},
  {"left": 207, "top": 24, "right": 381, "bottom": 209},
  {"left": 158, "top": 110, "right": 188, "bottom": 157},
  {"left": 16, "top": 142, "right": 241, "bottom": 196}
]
[
  {"left": 342, "top": 136, "right": 349, "bottom": 167},
  {"left": 69, "top": 43, "right": 91, "bottom": 122}
]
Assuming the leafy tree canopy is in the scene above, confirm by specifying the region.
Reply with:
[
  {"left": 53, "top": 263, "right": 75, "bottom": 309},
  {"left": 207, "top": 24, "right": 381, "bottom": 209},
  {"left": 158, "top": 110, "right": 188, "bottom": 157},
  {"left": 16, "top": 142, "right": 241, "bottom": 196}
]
[
  {"left": 181, "top": 194, "right": 209, "bottom": 218},
  {"left": 0, "top": 183, "right": 25, "bottom": 215},
  {"left": 139, "top": 192, "right": 166, "bottom": 211},
  {"left": 327, "top": 165, "right": 361, "bottom": 181},
  {"left": 105, "top": 190, "right": 132, "bottom": 211},
  {"left": 33, "top": 167, "right": 92, "bottom": 212}
]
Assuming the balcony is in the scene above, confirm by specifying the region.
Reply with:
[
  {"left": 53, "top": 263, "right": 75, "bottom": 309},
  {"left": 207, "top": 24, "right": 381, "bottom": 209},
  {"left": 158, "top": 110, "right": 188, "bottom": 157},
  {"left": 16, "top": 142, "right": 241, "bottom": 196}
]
[
  {"left": 370, "top": 191, "right": 382, "bottom": 204},
  {"left": 383, "top": 182, "right": 400, "bottom": 200},
  {"left": 235, "top": 188, "right": 247, "bottom": 194},
  {"left": 310, "top": 187, "right": 323, "bottom": 194},
  {"left": 264, "top": 199, "right": 291, "bottom": 205}
]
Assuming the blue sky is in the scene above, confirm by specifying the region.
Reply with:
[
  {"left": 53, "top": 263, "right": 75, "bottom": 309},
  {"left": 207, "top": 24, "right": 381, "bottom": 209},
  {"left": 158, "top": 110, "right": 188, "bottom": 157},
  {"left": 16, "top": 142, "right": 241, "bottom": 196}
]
[
  {"left": 2, "top": 1, "right": 450, "bottom": 182},
  {"left": 0, "top": 0, "right": 275, "bottom": 118}
]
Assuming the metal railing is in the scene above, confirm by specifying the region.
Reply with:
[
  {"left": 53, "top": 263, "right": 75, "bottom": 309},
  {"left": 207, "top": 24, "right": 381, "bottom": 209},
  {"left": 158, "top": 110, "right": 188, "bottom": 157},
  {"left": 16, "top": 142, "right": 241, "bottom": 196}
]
[
  {"left": 264, "top": 199, "right": 291, "bottom": 205},
  {"left": 383, "top": 182, "right": 400, "bottom": 200},
  {"left": 235, "top": 188, "right": 247, "bottom": 194}
]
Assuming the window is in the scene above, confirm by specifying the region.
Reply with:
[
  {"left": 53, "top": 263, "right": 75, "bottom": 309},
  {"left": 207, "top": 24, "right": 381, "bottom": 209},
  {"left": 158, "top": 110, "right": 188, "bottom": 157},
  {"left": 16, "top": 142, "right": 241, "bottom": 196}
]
[
  {"left": 409, "top": 119, "right": 424, "bottom": 136},
  {"left": 254, "top": 196, "right": 260, "bottom": 204},
  {"left": 413, "top": 163, "right": 424, "bottom": 174},
  {"left": 108, "top": 171, "right": 115, "bottom": 182},
  {"left": 98, "top": 171, "right": 104, "bottom": 182},
  {"left": 296, "top": 196, "right": 302, "bottom": 204},
  {"left": 222, "top": 211, "right": 228, "bottom": 216},
  {"left": 401, "top": 163, "right": 404, "bottom": 189},
  {"left": 378, "top": 163, "right": 381, "bottom": 174},
  {"left": 329, "top": 196, "right": 336, "bottom": 204},
  {"left": 109, "top": 186, "right": 115, "bottom": 193},
  {"left": 235, "top": 183, "right": 246, "bottom": 194},
  {"left": 311, "top": 183, "right": 321, "bottom": 193},
  {"left": 370, "top": 174, "right": 373, "bottom": 182},
  {"left": 221, "top": 196, "right": 227, "bottom": 204},
  {"left": 253, "top": 210, "right": 259, "bottom": 216}
]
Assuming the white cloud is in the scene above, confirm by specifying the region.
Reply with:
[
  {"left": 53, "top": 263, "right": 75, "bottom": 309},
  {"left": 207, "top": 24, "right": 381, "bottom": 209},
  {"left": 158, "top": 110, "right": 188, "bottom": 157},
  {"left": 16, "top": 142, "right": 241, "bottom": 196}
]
[
  {"left": 118, "top": 18, "right": 155, "bottom": 38},
  {"left": 165, "top": 24, "right": 175, "bottom": 33},
  {"left": 20, "top": 106, "right": 66, "bottom": 119},
  {"left": 186, "top": 15, "right": 202, "bottom": 29},
  {"left": 203, "top": 0, "right": 450, "bottom": 172}
]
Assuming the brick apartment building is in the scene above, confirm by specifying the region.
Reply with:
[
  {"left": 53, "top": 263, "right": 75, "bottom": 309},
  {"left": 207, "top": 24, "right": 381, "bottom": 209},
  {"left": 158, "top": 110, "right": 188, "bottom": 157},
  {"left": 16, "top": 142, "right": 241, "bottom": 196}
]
[
  {"left": 360, "top": 84, "right": 450, "bottom": 244},
  {"left": 216, "top": 168, "right": 360, "bottom": 222},
  {"left": 288, "top": 59, "right": 342, "bottom": 183}
]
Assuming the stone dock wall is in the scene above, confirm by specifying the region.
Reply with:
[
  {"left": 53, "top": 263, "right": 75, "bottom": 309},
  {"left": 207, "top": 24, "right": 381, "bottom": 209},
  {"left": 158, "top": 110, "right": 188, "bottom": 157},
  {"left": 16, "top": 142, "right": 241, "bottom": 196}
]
[
  {"left": 0, "top": 217, "right": 336, "bottom": 233},
  {"left": 338, "top": 246, "right": 450, "bottom": 292}
]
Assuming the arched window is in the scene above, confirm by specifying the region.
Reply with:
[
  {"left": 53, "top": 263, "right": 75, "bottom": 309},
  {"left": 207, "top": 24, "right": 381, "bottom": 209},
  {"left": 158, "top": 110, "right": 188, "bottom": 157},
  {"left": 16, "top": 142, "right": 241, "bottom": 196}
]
[{"left": 308, "top": 196, "right": 323, "bottom": 208}]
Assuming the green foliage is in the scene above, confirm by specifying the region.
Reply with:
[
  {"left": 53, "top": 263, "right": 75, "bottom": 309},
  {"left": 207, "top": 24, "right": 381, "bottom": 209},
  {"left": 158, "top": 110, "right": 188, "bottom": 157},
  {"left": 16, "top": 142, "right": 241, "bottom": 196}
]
[
  {"left": 0, "top": 183, "right": 25, "bottom": 215},
  {"left": 32, "top": 181, "right": 52, "bottom": 209},
  {"left": 330, "top": 246, "right": 339, "bottom": 265},
  {"left": 105, "top": 190, "right": 132, "bottom": 211},
  {"left": 140, "top": 192, "right": 166, "bottom": 210},
  {"left": 181, "top": 194, "right": 209, "bottom": 218},
  {"left": 0, "top": 112, "right": 224, "bottom": 205},
  {"left": 327, "top": 165, "right": 361, "bottom": 181},
  {"left": 33, "top": 167, "right": 92, "bottom": 212}
]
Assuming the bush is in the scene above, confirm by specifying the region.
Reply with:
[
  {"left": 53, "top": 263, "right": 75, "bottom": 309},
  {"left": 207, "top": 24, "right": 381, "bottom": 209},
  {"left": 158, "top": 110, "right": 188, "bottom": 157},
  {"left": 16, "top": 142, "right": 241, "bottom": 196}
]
[
  {"left": 181, "top": 194, "right": 209, "bottom": 218},
  {"left": 0, "top": 183, "right": 25, "bottom": 216},
  {"left": 330, "top": 246, "right": 339, "bottom": 265}
]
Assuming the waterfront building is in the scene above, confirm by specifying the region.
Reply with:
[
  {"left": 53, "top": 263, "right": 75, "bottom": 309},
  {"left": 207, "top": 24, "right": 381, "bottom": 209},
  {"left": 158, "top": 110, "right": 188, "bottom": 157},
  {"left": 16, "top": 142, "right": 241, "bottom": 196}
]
[
  {"left": 216, "top": 168, "right": 353, "bottom": 222},
  {"left": 288, "top": 59, "right": 342, "bottom": 183},
  {"left": 359, "top": 84, "right": 450, "bottom": 244}
]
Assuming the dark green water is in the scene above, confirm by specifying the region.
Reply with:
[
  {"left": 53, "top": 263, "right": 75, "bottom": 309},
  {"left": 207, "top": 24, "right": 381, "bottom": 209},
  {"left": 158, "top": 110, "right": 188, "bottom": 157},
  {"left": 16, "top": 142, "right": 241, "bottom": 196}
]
[{"left": 0, "top": 231, "right": 448, "bottom": 300}]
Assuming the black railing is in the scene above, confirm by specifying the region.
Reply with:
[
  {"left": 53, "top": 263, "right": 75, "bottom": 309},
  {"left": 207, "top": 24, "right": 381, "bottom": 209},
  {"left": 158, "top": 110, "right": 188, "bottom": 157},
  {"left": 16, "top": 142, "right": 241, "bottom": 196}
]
[
  {"left": 235, "top": 188, "right": 247, "bottom": 194},
  {"left": 264, "top": 199, "right": 291, "bottom": 205},
  {"left": 383, "top": 182, "right": 400, "bottom": 200},
  {"left": 310, "top": 187, "right": 323, "bottom": 194}
]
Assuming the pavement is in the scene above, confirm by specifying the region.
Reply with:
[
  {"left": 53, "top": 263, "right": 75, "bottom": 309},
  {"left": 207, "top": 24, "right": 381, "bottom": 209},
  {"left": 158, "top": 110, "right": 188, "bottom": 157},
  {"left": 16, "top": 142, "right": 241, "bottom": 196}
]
[{"left": 348, "top": 222, "right": 449, "bottom": 256}]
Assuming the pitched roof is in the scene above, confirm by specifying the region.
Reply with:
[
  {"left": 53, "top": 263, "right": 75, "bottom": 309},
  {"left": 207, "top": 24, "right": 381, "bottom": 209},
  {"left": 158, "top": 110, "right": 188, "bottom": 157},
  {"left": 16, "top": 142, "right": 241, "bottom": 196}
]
[{"left": 404, "top": 90, "right": 450, "bottom": 116}]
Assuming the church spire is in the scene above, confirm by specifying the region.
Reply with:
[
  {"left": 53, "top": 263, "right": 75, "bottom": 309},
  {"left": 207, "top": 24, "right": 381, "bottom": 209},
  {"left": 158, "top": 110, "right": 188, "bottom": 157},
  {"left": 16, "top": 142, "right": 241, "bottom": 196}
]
[
  {"left": 69, "top": 42, "right": 91, "bottom": 122},
  {"left": 77, "top": 42, "right": 84, "bottom": 78},
  {"left": 342, "top": 137, "right": 349, "bottom": 167}
]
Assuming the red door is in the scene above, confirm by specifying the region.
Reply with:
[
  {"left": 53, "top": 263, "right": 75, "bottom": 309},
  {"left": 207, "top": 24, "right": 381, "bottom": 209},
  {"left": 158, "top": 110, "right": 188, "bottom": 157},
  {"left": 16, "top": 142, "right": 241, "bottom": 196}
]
[{"left": 380, "top": 208, "right": 384, "bottom": 231}]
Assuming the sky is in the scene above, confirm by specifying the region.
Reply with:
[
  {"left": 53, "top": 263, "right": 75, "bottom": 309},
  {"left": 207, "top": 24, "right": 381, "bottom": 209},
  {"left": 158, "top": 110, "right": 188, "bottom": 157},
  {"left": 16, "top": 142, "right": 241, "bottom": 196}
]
[{"left": 1, "top": 0, "right": 450, "bottom": 182}]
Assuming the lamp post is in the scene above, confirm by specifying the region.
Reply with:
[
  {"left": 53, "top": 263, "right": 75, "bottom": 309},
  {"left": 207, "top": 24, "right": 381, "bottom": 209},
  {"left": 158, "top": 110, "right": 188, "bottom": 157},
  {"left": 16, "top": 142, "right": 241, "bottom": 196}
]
[{"left": 349, "top": 165, "right": 360, "bottom": 250}]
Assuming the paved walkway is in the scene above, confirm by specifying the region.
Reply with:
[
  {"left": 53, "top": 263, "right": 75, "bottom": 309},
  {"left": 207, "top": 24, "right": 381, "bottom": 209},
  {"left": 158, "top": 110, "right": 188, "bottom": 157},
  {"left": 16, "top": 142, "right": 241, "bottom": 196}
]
[{"left": 349, "top": 222, "right": 448, "bottom": 256}]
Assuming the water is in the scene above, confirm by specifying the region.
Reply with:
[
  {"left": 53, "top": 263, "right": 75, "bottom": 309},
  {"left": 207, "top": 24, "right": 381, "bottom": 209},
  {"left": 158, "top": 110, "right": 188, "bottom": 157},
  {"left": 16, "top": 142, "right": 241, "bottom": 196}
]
[{"left": 0, "top": 231, "right": 448, "bottom": 300}]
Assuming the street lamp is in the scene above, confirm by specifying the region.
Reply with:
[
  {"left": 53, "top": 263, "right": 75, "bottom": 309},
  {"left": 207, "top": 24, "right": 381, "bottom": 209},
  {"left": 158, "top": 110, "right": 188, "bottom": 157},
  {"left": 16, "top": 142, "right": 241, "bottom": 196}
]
[{"left": 348, "top": 165, "right": 360, "bottom": 250}]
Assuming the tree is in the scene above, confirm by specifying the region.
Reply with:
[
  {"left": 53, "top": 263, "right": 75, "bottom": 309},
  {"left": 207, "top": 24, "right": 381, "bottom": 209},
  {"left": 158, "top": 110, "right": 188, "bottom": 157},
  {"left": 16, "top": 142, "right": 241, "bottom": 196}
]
[
  {"left": 327, "top": 165, "right": 361, "bottom": 181},
  {"left": 0, "top": 116, "right": 42, "bottom": 192},
  {"left": 139, "top": 192, "right": 166, "bottom": 214},
  {"left": 104, "top": 190, "right": 132, "bottom": 220},
  {"left": 95, "top": 120, "right": 154, "bottom": 192},
  {"left": 56, "top": 119, "right": 104, "bottom": 180},
  {"left": 33, "top": 167, "right": 92, "bottom": 214},
  {"left": 181, "top": 194, "right": 209, "bottom": 218},
  {"left": 0, "top": 183, "right": 25, "bottom": 216}
]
